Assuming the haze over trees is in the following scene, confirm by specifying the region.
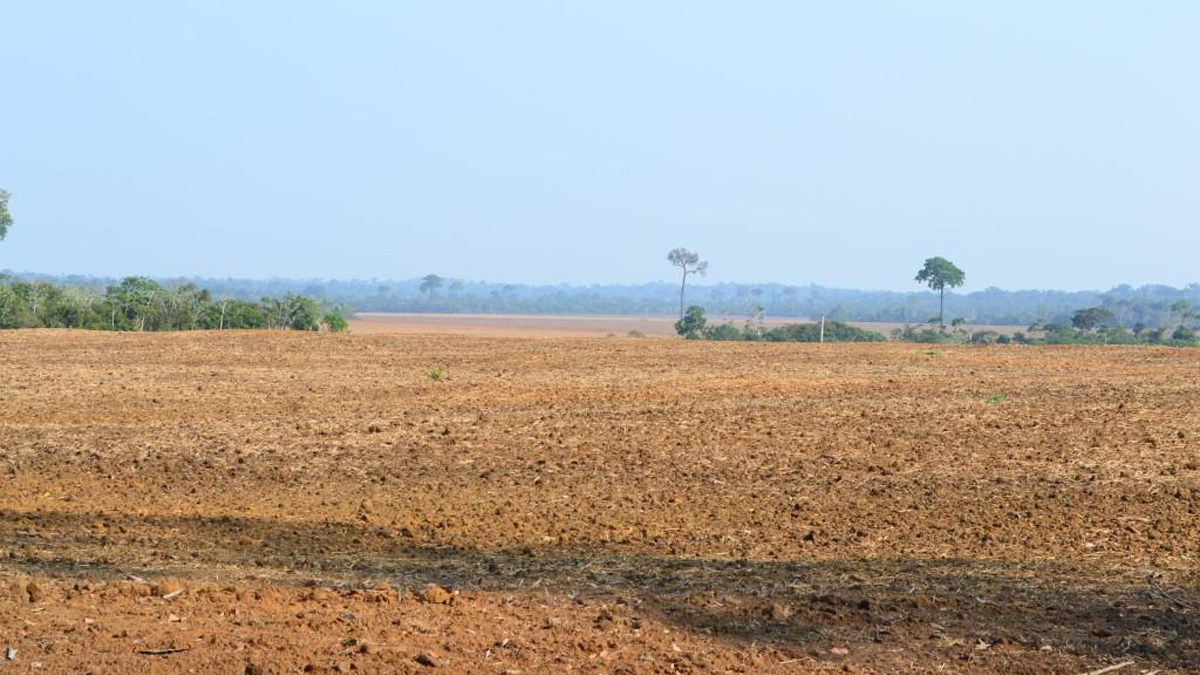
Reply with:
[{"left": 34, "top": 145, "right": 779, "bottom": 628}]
[
  {"left": 419, "top": 274, "right": 444, "bottom": 300},
  {"left": 5, "top": 271, "right": 1198, "bottom": 330}
]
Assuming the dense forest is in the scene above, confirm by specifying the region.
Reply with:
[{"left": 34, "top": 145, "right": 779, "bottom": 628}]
[
  {"left": 4, "top": 271, "right": 1197, "bottom": 330},
  {"left": 0, "top": 276, "right": 349, "bottom": 332}
]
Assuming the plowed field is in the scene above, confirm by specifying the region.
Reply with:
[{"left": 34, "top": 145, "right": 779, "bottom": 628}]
[{"left": 1, "top": 330, "right": 1197, "bottom": 674}]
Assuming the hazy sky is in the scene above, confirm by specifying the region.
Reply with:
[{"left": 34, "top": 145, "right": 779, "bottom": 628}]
[{"left": 2, "top": 2, "right": 1197, "bottom": 291}]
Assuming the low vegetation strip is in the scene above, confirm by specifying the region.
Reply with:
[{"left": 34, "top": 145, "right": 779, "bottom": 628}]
[
  {"left": 674, "top": 305, "right": 886, "bottom": 343},
  {"left": 0, "top": 276, "right": 349, "bottom": 332}
]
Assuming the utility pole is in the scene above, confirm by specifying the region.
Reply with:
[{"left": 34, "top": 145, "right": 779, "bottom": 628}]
[{"left": 819, "top": 314, "right": 826, "bottom": 344}]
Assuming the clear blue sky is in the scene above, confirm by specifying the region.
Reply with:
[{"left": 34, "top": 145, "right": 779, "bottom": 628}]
[{"left": 2, "top": 2, "right": 1197, "bottom": 291}]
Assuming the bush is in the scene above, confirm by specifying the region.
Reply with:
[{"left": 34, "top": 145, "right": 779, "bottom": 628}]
[
  {"left": 765, "top": 321, "right": 885, "bottom": 343},
  {"left": 675, "top": 305, "right": 708, "bottom": 339},
  {"left": 704, "top": 323, "right": 743, "bottom": 341},
  {"left": 1173, "top": 326, "right": 1197, "bottom": 343},
  {"left": 970, "top": 330, "right": 1002, "bottom": 344},
  {"left": 895, "top": 325, "right": 956, "bottom": 344},
  {"left": 322, "top": 313, "right": 349, "bottom": 333}
]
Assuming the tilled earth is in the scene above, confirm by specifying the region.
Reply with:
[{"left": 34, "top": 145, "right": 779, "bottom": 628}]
[{"left": 0, "top": 330, "right": 1197, "bottom": 674}]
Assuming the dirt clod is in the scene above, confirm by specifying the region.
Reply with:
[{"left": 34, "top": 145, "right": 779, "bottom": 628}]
[{"left": 420, "top": 585, "right": 452, "bottom": 605}]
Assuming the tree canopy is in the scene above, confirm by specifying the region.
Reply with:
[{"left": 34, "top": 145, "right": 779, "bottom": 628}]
[
  {"left": 419, "top": 274, "right": 444, "bottom": 298},
  {"left": 915, "top": 257, "right": 966, "bottom": 292},
  {"left": 1071, "top": 307, "right": 1116, "bottom": 332}
]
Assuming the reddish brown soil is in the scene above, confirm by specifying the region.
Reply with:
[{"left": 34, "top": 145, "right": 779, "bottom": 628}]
[{"left": 1, "top": 330, "right": 1197, "bottom": 673}]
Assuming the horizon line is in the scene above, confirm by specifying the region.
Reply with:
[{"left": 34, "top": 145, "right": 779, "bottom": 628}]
[{"left": 3, "top": 268, "right": 1198, "bottom": 297}]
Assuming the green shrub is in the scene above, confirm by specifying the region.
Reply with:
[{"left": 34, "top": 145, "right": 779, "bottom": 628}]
[
  {"left": 970, "top": 330, "right": 1002, "bottom": 344},
  {"left": 765, "top": 321, "right": 885, "bottom": 343},
  {"left": 704, "top": 323, "right": 744, "bottom": 341},
  {"left": 321, "top": 313, "right": 349, "bottom": 333},
  {"left": 675, "top": 305, "right": 708, "bottom": 339}
]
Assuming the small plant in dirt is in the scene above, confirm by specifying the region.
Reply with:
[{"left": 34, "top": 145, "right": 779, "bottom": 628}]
[
  {"left": 427, "top": 365, "right": 448, "bottom": 382},
  {"left": 987, "top": 393, "right": 1006, "bottom": 405},
  {"left": 627, "top": 330, "right": 646, "bottom": 338}
]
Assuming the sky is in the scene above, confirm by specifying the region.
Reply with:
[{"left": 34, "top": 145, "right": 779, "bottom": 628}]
[{"left": 2, "top": 2, "right": 1197, "bottom": 292}]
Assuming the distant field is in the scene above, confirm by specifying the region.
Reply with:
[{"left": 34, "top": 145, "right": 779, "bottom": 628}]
[
  {"left": 350, "top": 312, "right": 1022, "bottom": 338},
  {"left": 1, "top": 330, "right": 1196, "bottom": 673}
]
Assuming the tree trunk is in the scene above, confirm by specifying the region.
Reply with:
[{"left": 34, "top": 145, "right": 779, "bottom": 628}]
[
  {"left": 679, "top": 271, "right": 687, "bottom": 319},
  {"left": 939, "top": 287, "right": 945, "bottom": 330}
]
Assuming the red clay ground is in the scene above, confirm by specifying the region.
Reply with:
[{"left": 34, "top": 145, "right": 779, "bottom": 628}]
[{"left": 0, "top": 330, "right": 1197, "bottom": 674}]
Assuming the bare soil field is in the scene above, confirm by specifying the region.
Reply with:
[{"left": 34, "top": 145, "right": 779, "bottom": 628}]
[
  {"left": 1, "top": 330, "right": 1197, "bottom": 674},
  {"left": 349, "top": 312, "right": 1020, "bottom": 338}
]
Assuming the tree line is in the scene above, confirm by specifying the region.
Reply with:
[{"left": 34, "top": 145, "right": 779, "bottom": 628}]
[
  {"left": 671, "top": 249, "right": 1198, "bottom": 347},
  {"left": 5, "top": 269, "right": 1198, "bottom": 329},
  {"left": 2, "top": 188, "right": 1197, "bottom": 337},
  {"left": 0, "top": 276, "right": 350, "bottom": 332}
]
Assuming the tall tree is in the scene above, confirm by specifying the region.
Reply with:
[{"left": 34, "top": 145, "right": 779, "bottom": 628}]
[
  {"left": 0, "top": 189, "right": 13, "bottom": 240},
  {"left": 667, "top": 248, "right": 708, "bottom": 319},
  {"left": 914, "top": 257, "right": 965, "bottom": 329},
  {"left": 1071, "top": 307, "right": 1116, "bottom": 333},
  {"left": 419, "top": 274, "right": 443, "bottom": 300}
]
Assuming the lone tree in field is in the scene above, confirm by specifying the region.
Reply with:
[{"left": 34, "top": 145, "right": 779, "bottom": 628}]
[
  {"left": 419, "top": 274, "right": 443, "bottom": 300},
  {"left": 914, "top": 256, "right": 965, "bottom": 330},
  {"left": 0, "top": 189, "right": 13, "bottom": 240},
  {"left": 667, "top": 248, "right": 708, "bottom": 319}
]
